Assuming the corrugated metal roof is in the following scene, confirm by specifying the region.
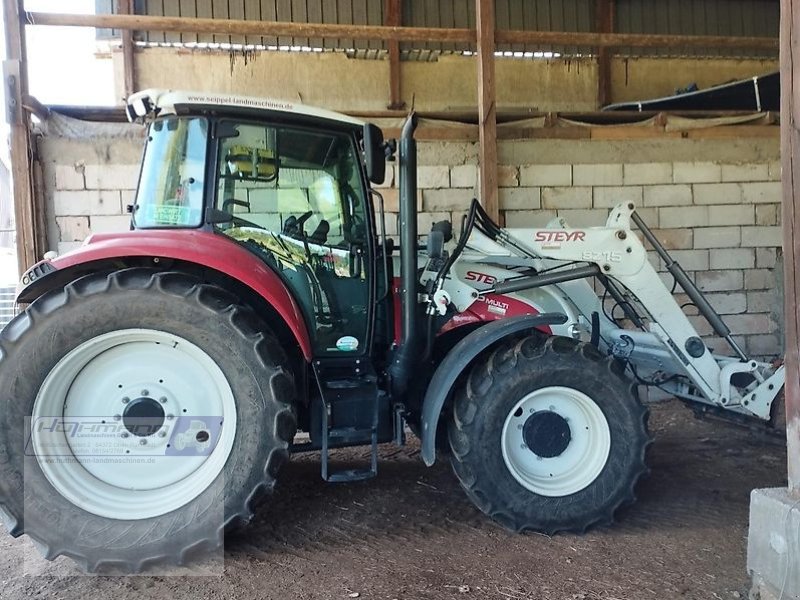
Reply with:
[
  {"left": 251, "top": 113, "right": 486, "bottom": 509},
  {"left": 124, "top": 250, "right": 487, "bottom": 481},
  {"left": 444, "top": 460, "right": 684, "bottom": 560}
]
[{"left": 95, "top": 0, "right": 778, "bottom": 58}]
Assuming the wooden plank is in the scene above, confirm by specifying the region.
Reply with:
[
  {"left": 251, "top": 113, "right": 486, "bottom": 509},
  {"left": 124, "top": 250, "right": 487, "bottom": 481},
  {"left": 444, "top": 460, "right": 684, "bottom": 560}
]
[
  {"left": 595, "top": 0, "right": 613, "bottom": 108},
  {"left": 494, "top": 28, "right": 778, "bottom": 49},
  {"left": 335, "top": 0, "right": 353, "bottom": 49},
  {"left": 352, "top": 0, "right": 368, "bottom": 48},
  {"left": 289, "top": 0, "right": 308, "bottom": 47},
  {"left": 161, "top": 0, "right": 181, "bottom": 43},
  {"left": 195, "top": 0, "right": 215, "bottom": 43},
  {"left": 25, "top": 12, "right": 478, "bottom": 43},
  {"left": 476, "top": 0, "right": 498, "bottom": 222},
  {"left": 211, "top": 0, "right": 230, "bottom": 44},
  {"left": 228, "top": 0, "right": 247, "bottom": 45},
  {"left": 589, "top": 127, "right": 680, "bottom": 140},
  {"left": 320, "top": 0, "right": 341, "bottom": 48},
  {"left": 275, "top": 0, "right": 293, "bottom": 46},
  {"left": 439, "top": 0, "right": 454, "bottom": 52},
  {"left": 307, "top": 0, "right": 323, "bottom": 48},
  {"left": 498, "top": 126, "right": 591, "bottom": 140},
  {"left": 117, "top": 0, "right": 136, "bottom": 99},
  {"left": 4, "top": 0, "right": 44, "bottom": 273},
  {"left": 685, "top": 125, "right": 780, "bottom": 140},
  {"left": 780, "top": 0, "right": 800, "bottom": 491},
  {"left": 385, "top": 0, "right": 403, "bottom": 109},
  {"left": 178, "top": 0, "right": 196, "bottom": 43},
  {"left": 260, "top": 0, "right": 278, "bottom": 47},
  {"left": 242, "top": 0, "right": 263, "bottom": 46}
]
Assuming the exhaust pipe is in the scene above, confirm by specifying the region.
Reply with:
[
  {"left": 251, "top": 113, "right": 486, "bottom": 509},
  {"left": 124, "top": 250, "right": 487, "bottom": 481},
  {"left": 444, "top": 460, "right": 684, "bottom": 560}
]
[{"left": 388, "top": 113, "right": 419, "bottom": 395}]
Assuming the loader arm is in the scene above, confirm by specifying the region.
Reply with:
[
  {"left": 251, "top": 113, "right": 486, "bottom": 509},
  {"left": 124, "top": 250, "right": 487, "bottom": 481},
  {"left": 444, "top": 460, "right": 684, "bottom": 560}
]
[{"left": 436, "top": 201, "right": 784, "bottom": 421}]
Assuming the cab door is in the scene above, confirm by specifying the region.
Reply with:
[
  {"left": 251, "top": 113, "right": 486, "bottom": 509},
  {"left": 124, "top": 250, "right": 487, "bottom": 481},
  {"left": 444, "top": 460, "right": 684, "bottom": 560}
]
[{"left": 211, "top": 120, "right": 375, "bottom": 356}]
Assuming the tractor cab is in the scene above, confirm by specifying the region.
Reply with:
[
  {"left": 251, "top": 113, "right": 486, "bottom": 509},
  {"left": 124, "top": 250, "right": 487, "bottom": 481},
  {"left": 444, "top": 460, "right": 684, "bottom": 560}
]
[
  {"left": 126, "top": 90, "right": 399, "bottom": 480},
  {"left": 128, "top": 90, "right": 388, "bottom": 359}
]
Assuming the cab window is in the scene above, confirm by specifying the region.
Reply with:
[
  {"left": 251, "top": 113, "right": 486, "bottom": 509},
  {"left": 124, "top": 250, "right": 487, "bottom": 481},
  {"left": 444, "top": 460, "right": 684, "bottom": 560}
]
[{"left": 214, "top": 122, "right": 370, "bottom": 355}]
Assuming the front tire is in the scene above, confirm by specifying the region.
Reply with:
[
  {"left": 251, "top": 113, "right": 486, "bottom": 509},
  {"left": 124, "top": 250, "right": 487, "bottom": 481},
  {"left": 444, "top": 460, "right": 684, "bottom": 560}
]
[
  {"left": 0, "top": 269, "right": 297, "bottom": 571},
  {"left": 448, "top": 334, "right": 650, "bottom": 534}
]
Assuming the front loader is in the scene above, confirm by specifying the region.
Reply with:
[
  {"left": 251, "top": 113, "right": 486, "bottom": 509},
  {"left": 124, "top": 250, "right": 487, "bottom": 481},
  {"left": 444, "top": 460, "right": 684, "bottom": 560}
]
[{"left": 0, "top": 89, "right": 783, "bottom": 572}]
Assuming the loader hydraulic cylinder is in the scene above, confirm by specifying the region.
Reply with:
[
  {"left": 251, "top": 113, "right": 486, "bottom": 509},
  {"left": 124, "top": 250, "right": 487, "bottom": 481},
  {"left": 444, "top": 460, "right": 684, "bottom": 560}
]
[{"left": 631, "top": 211, "right": 748, "bottom": 361}]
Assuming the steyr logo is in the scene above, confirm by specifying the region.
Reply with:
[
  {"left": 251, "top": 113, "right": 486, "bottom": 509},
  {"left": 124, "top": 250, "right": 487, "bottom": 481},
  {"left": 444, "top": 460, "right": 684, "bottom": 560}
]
[
  {"left": 534, "top": 231, "right": 586, "bottom": 243},
  {"left": 465, "top": 271, "right": 498, "bottom": 285}
]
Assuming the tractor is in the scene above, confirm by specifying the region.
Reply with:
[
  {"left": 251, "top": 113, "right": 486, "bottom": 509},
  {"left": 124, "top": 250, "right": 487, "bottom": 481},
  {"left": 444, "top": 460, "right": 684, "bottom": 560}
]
[{"left": 0, "top": 90, "right": 785, "bottom": 572}]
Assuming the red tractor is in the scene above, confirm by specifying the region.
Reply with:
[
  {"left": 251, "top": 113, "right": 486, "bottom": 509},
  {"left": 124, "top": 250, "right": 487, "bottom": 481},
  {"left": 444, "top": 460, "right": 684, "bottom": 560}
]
[{"left": 0, "top": 90, "right": 655, "bottom": 571}]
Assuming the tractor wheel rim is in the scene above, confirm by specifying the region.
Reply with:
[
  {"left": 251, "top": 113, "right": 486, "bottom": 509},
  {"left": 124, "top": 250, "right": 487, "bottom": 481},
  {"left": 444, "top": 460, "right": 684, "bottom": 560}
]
[
  {"left": 30, "top": 329, "right": 237, "bottom": 520},
  {"left": 501, "top": 386, "right": 611, "bottom": 497}
]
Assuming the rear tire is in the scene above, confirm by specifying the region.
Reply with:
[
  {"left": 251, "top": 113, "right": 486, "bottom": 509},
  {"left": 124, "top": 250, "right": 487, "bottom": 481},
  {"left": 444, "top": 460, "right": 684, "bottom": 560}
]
[
  {"left": 448, "top": 334, "right": 650, "bottom": 534},
  {"left": 0, "top": 269, "right": 297, "bottom": 571}
]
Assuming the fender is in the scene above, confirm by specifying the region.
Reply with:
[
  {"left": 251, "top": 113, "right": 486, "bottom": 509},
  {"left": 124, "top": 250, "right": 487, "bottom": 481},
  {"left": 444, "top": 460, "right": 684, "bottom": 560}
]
[
  {"left": 17, "top": 229, "right": 313, "bottom": 360},
  {"left": 419, "top": 313, "right": 568, "bottom": 466}
]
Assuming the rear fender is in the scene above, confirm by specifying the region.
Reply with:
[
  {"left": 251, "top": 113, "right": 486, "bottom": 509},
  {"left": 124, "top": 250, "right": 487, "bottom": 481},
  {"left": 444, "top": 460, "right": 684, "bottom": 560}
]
[
  {"left": 420, "top": 313, "right": 568, "bottom": 466},
  {"left": 17, "top": 230, "right": 313, "bottom": 360}
]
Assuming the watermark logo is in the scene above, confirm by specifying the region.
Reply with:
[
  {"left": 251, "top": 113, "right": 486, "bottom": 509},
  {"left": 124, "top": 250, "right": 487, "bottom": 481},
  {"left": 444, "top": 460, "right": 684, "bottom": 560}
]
[{"left": 25, "top": 415, "right": 223, "bottom": 459}]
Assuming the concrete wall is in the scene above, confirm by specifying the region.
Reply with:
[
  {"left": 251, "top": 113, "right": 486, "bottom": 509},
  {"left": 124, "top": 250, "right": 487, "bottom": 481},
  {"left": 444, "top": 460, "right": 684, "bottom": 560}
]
[
  {"left": 38, "top": 127, "right": 782, "bottom": 358},
  {"left": 116, "top": 48, "right": 777, "bottom": 112}
]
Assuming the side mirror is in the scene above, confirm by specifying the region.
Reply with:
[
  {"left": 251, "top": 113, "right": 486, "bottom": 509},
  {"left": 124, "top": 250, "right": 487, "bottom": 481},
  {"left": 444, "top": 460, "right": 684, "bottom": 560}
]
[
  {"left": 427, "top": 230, "right": 444, "bottom": 260},
  {"left": 363, "top": 123, "right": 386, "bottom": 185}
]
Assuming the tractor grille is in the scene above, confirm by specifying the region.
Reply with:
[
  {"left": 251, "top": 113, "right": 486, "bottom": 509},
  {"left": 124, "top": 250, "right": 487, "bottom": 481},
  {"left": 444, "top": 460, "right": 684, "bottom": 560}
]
[{"left": 0, "top": 286, "right": 17, "bottom": 329}]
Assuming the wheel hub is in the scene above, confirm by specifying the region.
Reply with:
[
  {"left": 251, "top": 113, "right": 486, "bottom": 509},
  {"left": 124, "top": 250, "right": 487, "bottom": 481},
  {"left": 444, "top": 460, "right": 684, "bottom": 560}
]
[
  {"left": 501, "top": 386, "right": 612, "bottom": 497},
  {"left": 122, "top": 397, "right": 166, "bottom": 437},
  {"left": 523, "top": 411, "right": 571, "bottom": 458}
]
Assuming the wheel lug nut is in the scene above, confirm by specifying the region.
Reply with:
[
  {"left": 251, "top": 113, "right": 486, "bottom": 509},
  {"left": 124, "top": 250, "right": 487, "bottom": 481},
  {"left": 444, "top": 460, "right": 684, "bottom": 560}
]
[
  {"left": 158, "top": 431, "right": 167, "bottom": 438},
  {"left": 121, "top": 432, "right": 129, "bottom": 438},
  {"left": 517, "top": 424, "right": 523, "bottom": 430},
  {"left": 141, "top": 389, "right": 149, "bottom": 397},
  {"left": 166, "top": 414, "right": 174, "bottom": 420},
  {"left": 114, "top": 414, "right": 121, "bottom": 421},
  {"left": 122, "top": 397, "right": 130, "bottom": 404},
  {"left": 159, "top": 396, "right": 167, "bottom": 404},
  {"left": 139, "top": 439, "right": 147, "bottom": 446},
  {"left": 520, "top": 443, "right": 527, "bottom": 449}
]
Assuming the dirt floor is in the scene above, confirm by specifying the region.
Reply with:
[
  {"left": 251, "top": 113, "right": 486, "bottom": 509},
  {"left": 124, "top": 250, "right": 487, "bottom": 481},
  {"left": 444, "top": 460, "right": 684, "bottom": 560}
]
[{"left": 0, "top": 399, "right": 788, "bottom": 600}]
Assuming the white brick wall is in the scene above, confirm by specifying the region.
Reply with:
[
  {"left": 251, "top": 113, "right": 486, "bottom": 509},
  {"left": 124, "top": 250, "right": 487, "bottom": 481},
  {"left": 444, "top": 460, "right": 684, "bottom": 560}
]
[
  {"left": 48, "top": 158, "right": 137, "bottom": 244},
  {"left": 41, "top": 133, "right": 783, "bottom": 359}
]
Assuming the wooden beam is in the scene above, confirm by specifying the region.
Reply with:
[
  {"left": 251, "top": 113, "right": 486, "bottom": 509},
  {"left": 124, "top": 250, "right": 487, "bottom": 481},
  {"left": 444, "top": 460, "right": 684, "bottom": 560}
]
[
  {"left": 117, "top": 0, "right": 136, "bottom": 100},
  {"left": 25, "top": 12, "right": 476, "bottom": 44},
  {"left": 385, "top": 0, "right": 404, "bottom": 110},
  {"left": 476, "top": 0, "right": 498, "bottom": 222},
  {"left": 495, "top": 29, "right": 778, "bottom": 50},
  {"left": 25, "top": 12, "right": 778, "bottom": 50},
  {"left": 4, "top": 0, "right": 44, "bottom": 273},
  {"left": 595, "top": 0, "right": 614, "bottom": 108},
  {"left": 779, "top": 0, "right": 800, "bottom": 491}
]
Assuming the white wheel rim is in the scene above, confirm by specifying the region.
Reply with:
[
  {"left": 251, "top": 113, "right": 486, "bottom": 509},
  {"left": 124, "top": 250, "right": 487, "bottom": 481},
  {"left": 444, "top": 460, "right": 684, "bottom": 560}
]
[
  {"left": 501, "top": 386, "right": 611, "bottom": 497},
  {"left": 30, "top": 329, "right": 237, "bottom": 520}
]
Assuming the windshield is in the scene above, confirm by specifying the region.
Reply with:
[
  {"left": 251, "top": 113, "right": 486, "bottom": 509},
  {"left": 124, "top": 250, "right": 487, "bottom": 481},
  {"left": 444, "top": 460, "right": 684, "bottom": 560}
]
[{"left": 133, "top": 117, "right": 208, "bottom": 228}]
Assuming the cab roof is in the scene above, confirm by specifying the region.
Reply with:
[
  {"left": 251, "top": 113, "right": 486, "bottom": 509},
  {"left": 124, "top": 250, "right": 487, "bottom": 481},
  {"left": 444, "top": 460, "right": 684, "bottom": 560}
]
[{"left": 126, "top": 89, "right": 365, "bottom": 128}]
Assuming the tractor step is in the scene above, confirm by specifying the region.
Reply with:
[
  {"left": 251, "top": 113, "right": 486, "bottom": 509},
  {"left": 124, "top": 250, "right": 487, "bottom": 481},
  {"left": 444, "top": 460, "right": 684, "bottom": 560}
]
[{"left": 313, "top": 357, "right": 380, "bottom": 483}]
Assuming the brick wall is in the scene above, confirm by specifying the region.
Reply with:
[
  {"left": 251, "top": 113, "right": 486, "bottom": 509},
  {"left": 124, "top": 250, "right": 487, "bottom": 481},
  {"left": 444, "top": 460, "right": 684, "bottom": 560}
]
[{"left": 38, "top": 128, "right": 783, "bottom": 359}]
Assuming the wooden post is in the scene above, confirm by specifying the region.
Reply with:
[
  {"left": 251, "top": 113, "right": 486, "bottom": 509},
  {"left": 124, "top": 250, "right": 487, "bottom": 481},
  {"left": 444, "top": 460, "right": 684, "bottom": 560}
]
[
  {"left": 476, "top": 0, "right": 499, "bottom": 222},
  {"left": 596, "top": 0, "right": 614, "bottom": 108},
  {"left": 780, "top": 0, "right": 800, "bottom": 491},
  {"left": 117, "top": 0, "right": 136, "bottom": 99},
  {"left": 4, "top": 0, "right": 43, "bottom": 273},
  {"left": 385, "top": 0, "right": 404, "bottom": 110}
]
